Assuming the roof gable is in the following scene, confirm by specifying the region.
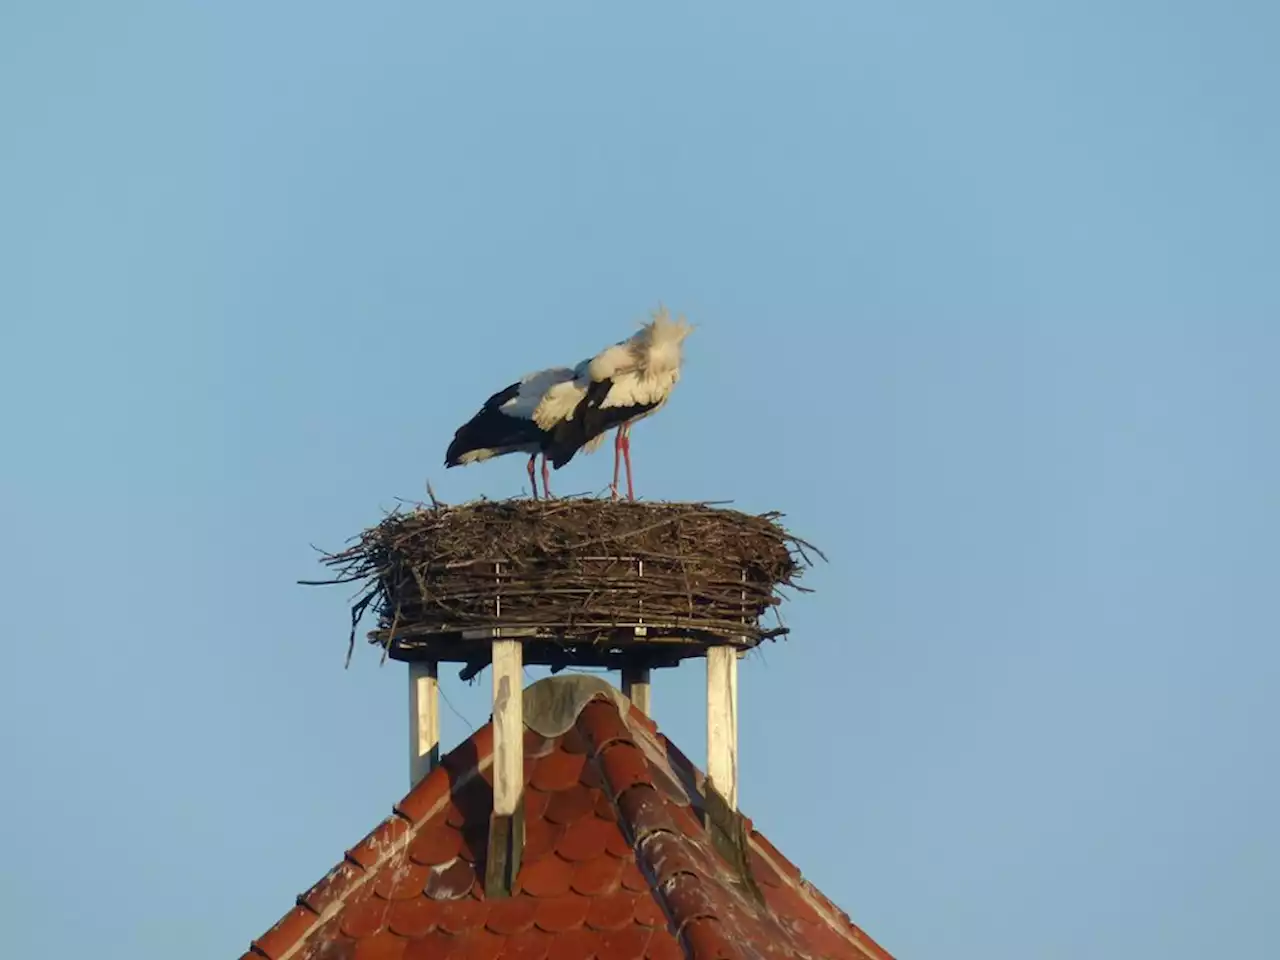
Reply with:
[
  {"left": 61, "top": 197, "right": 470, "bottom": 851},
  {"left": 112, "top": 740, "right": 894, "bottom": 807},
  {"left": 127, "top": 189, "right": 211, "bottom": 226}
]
[{"left": 242, "top": 679, "right": 893, "bottom": 960}]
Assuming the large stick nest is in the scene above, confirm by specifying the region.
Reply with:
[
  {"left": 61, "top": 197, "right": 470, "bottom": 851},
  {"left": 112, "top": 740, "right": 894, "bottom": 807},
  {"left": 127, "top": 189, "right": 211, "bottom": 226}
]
[{"left": 309, "top": 498, "right": 822, "bottom": 667}]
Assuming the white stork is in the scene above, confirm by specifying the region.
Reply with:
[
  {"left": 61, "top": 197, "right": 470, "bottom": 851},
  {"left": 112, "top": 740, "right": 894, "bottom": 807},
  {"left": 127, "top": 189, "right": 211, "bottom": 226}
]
[
  {"left": 444, "top": 367, "right": 604, "bottom": 498},
  {"left": 533, "top": 306, "right": 693, "bottom": 500}
]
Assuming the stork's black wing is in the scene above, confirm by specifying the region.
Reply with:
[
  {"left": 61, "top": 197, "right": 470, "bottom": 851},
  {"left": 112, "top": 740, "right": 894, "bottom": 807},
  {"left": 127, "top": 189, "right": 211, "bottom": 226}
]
[
  {"left": 444, "top": 381, "right": 548, "bottom": 467},
  {"left": 544, "top": 378, "right": 660, "bottom": 469}
]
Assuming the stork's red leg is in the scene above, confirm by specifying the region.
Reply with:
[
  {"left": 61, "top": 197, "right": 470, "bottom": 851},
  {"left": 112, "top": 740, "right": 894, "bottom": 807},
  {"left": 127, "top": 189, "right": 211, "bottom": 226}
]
[
  {"left": 527, "top": 454, "right": 539, "bottom": 500},
  {"left": 541, "top": 455, "right": 553, "bottom": 499},
  {"left": 610, "top": 428, "right": 623, "bottom": 501},
  {"left": 623, "top": 425, "right": 636, "bottom": 501}
]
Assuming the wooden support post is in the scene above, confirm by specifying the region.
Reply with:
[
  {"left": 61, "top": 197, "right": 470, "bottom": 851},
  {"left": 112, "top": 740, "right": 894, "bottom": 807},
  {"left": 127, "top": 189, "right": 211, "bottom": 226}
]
[
  {"left": 409, "top": 661, "right": 439, "bottom": 787},
  {"left": 621, "top": 665, "right": 652, "bottom": 716},
  {"left": 486, "top": 639, "right": 524, "bottom": 897},
  {"left": 491, "top": 640, "right": 524, "bottom": 815},
  {"left": 706, "top": 646, "right": 739, "bottom": 810}
]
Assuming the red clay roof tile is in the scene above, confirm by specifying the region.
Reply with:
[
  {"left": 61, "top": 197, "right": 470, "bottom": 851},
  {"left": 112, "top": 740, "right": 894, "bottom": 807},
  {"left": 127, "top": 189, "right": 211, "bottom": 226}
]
[
  {"left": 407, "top": 822, "right": 463, "bottom": 866},
  {"left": 484, "top": 896, "right": 538, "bottom": 936},
  {"left": 422, "top": 858, "right": 476, "bottom": 900},
  {"left": 616, "top": 784, "right": 672, "bottom": 840},
  {"left": 661, "top": 873, "right": 719, "bottom": 929},
  {"left": 559, "top": 725, "right": 590, "bottom": 755},
  {"left": 374, "top": 863, "right": 431, "bottom": 902},
  {"left": 530, "top": 748, "right": 586, "bottom": 791},
  {"left": 351, "top": 930, "right": 407, "bottom": 960},
  {"left": 595, "top": 788, "right": 619, "bottom": 821},
  {"left": 253, "top": 904, "right": 319, "bottom": 959},
  {"left": 544, "top": 926, "right": 599, "bottom": 960},
  {"left": 578, "top": 699, "right": 633, "bottom": 750},
  {"left": 586, "top": 889, "right": 639, "bottom": 931},
  {"left": 557, "top": 815, "right": 618, "bottom": 861},
  {"left": 517, "top": 852, "right": 574, "bottom": 898},
  {"left": 520, "top": 816, "right": 564, "bottom": 862},
  {"left": 681, "top": 917, "right": 741, "bottom": 960},
  {"left": 499, "top": 927, "right": 552, "bottom": 960},
  {"left": 385, "top": 897, "right": 440, "bottom": 938},
  {"left": 393, "top": 767, "right": 453, "bottom": 825},
  {"left": 645, "top": 932, "right": 685, "bottom": 960},
  {"left": 578, "top": 757, "right": 607, "bottom": 792},
  {"left": 532, "top": 893, "right": 590, "bottom": 933},
  {"left": 600, "top": 741, "right": 656, "bottom": 792},
  {"left": 458, "top": 928, "right": 505, "bottom": 960},
  {"left": 570, "top": 854, "right": 623, "bottom": 896},
  {"left": 306, "top": 932, "right": 358, "bottom": 960},
  {"left": 604, "top": 821, "right": 634, "bottom": 859},
  {"left": 763, "top": 877, "right": 823, "bottom": 926},
  {"left": 401, "top": 929, "right": 455, "bottom": 960},
  {"left": 241, "top": 679, "right": 894, "bottom": 960},
  {"left": 434, "top": 898, "right": 487, "bottom": 936},
  {"left": 523, "top": 728, "right": 557, "bottom": 759},
  {"left": 745, "top": 849, "right": 782, "bottom": 888},
  {"left": 337, "top": 898, "right": 390, "bottom": 940},
  {"left": 627, "top": 704, "right": 659, "bottom": 734},
  {"left": 747, "top": 830, "right": 802, "bottom": 884},
  {"left": 667, "top": 803, "right": 703, "bottom": 840},
  {"left": 544, "top": 784, "right": 597, "bottom": 825},
  {"left": 619, "top": 859, "right": 649, "bottom": 892},
  {"left": 457, "top": 824, "right": 489, "bottom": 864},
  {"left": 600, "top": 923, "right": 653, "bottom": 960},
  {"left": 522, "top": 787, "right": 550, "bottom": 822},
  {"left": 633, "top": 893, "right": 666, "bottom": 928},
  {"left": 301, "top": 861, "right": 368, "bottom": 917},
  {"left": 641, "top": 831, "right": 711, "bottom": 884}
]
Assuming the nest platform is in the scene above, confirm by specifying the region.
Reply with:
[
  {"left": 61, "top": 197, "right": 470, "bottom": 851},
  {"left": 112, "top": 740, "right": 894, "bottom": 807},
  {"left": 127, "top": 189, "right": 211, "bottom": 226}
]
[{"left": 312, "top": 498, "right": 819, "bottom": 675}]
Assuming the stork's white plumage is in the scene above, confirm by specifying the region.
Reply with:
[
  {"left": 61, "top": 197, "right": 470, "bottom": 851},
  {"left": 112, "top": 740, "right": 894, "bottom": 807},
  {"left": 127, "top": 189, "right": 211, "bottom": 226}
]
[{"left": 540, "top": 306, "right": 693, "bottom": 500}]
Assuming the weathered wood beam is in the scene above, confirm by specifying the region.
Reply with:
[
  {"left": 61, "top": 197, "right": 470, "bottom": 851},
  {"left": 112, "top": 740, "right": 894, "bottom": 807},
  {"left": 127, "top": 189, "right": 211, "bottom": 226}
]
[
  {"left": 491, "top": 639, "right": 523, "bottom": 816},
  {"left": 706, "top": 646, "right": 739, "bottom": 810},
  {"left": 408, "top": 661, "right": 439, "bottom": 787},
  {"left": 486, "top": 638, "right": 524, "bottom": 897}
]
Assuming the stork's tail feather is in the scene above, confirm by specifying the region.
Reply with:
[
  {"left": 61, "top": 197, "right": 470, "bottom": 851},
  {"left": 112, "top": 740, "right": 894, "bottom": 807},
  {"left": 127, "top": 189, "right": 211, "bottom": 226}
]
[
  {"left": 445, "top": 431, "right": 480, "bottom": 467},
  {"left": 548, "top": 445, "right": 579, "bottom": 470},
  {"left": 445, "top": 407, "right": 547, "bottom": 467},
  {"left": 545, "top": 414, "right": 594, "bottom": 469}
]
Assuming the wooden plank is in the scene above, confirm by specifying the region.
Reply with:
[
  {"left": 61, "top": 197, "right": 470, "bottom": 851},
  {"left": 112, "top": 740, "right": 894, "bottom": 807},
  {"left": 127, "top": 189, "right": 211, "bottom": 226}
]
[
  {"left": 483, "top": 806, "right": 525, "bottom": 898},
  {"left": 706, "top": 646, "right": 739, "bottom": 810},
  {"left": 379, "top": 624, "right": 764, "bottom": 658},
  {"left": 408, "top": 661, "right": 439, "bottom": 787},
  {"left": 460, "top": 627, "right": 540, "bottom": 641},
  {"left": 621, "top": 665, "right": 652, "bottom": 716},
  {"left": 491, "top": 639, "right": 524, "bottom": 817},
  {"left": 392, "top": 635, "right": 720, "bottom": 666}
]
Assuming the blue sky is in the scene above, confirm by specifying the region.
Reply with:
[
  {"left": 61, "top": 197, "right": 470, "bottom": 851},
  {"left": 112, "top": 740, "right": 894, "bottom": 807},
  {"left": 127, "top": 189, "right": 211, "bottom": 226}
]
[{"left": 2, "top": 2, "right": 1278, "bottom": 957}]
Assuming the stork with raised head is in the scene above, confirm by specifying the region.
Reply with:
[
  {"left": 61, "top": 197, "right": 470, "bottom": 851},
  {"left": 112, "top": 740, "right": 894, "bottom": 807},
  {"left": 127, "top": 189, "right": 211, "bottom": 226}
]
[
  {"left": 535, "top": 306, "right": 693, "bottom": 501},
  {"left": 444, "top": 366, "right": 603, "bottom": 499}
]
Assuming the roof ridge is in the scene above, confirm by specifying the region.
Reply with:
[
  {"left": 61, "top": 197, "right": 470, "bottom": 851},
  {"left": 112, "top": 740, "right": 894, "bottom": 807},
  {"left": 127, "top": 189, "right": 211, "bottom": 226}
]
[
  {"left": 577, "top": 698, "right": 745, "bottom": 960},
  {"left": 575, "top": 697, "right": 894, "bottom": 960}
]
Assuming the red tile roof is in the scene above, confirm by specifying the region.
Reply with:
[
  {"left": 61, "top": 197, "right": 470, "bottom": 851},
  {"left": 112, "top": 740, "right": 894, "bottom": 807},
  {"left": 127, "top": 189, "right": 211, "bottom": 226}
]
[{"left": 241, "top": 678, "right": 893, "bottom": 960}]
